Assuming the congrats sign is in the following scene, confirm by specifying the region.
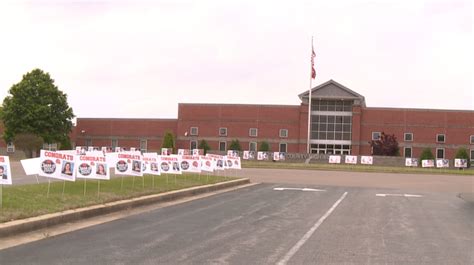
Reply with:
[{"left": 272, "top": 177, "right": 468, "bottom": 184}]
[
  {"left": 76, "top": 153, "right": 110, "bottom": 180},
  {"left": 39, "top": 150, "right": 76, "bottom": 181},
  {"left": 115, "top": 152, "right": 143, "bottom": 176},
  {"left": 160, "top": 155, "right": 182, "bottom": 174},
  {"left": 0, "top": 156, "right": 12, "bottom": 185},
  {"left": 180, "top": 155, "right": 201, "bottom": 173},
  {"left": 142, "top": 153, "right": 161, "bottom": 175}
]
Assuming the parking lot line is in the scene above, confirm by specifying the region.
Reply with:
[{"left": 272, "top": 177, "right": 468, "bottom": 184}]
[{"left": 277, "top": 191, "right": 348, "bottom": 265}]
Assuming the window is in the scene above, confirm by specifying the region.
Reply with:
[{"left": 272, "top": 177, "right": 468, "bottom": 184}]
[
  {"left": 85, "top": 139, "right": 92, "bottom": 147},
  {"left": 470, "top": 135, "right": 474, "bottom": 144},
  {"left": 404, "top": 133, "right": 413, "bottom": 141},
  {"left": 190, "top": 127, "right": 198, "bottom": 136},
  {"left": 6, "top": 142, "right": 15, "bottom": 153},
  {"left": 436, "top": 134, "right": 445, "bottom": 143},
  {"left": 111, "top": 139, "right": 118, "bottom": 149},
  {"left": 190, "top": 140, "right": 198, "bottom": 150},
  {"left": 43, "top": 143, "right": 58, "bottom": 151},
  {"left": 404, "top": 147, "right": 412, "bottom": 158},
  {"left": 436, "top": 148, "right": 445, "bottom": 159},
  {"left": 219, "top": 141, "right": 226, "bottom": 151},
  {"left": 249, "top": 142, "right": 257, "bottom": 152},
  {"left": 219, "top": 127, "right": 227, "bottom": 136},
  {"left": 249, "top": 128, "right": 258, "bottom": 137},
  {"left": 279, "top": 129, "right": 288, "bottom": 138},
  {"left": 279, "top": 143, "right": 287, "bottom": 153},
  {"left": 372, "top": 132, "right": 381, "bottom": 140},
  {"left": 470, "top": 149, "right": 474, "bottom": 163},
  {"left": 140, "top": 139, "right": 147, "bottom": 152}
]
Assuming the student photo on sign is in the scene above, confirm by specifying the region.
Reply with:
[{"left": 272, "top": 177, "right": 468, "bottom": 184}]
[
  {"left": 151, "top": 163, "right": 158, "bottom": 172},
  {"left": 96, "top": 164, "right": 107, "bottom": 176},
  {"left": 61, "top": 161, "right": 74, "bottom": 176},
  {"left": 172, "top": 162, "right": 180, "bottom": 171},
  {"left": 132, "top": 160, "right": 141, "bottom": 172},
  {"left": 0, "top": 165, "right": 7, "bottom": 180}
]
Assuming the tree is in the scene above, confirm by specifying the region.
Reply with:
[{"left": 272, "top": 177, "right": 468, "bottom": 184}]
[
  {"left": 59, "top": 136, "right": 72, "bottom": 150},
  {"left": 368, "top": 132, "right": 399, "bottom": 156},
  {"left": 13, "top": 133, "right": 44, "bottom": 158},
  {"left": 258, "top": 141, "right": 270, "bottom": 152},
  {"left": 161, "top": 131, "right": 175, "bottom": 153},
  {"left": 1, "top": 69, "right": 75, "bottom": 144},
  {"left": 419, "top": 148, "right": 435, "bottom": 161},
  {"left": 455, "top": 147, "right": 470, "bottom": 167},
  {"left": 228, "top": 139, "right": 242, "bottom": 151},
  {"left": 198, "top": 139, "right": 211, "bottom": 155}
]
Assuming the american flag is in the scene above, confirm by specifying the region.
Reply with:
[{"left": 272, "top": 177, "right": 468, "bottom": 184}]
[{"left": 311, "top": 45, "right": 316, "bottom": 79}]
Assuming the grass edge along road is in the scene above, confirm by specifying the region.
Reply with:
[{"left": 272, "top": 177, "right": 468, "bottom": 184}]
[
  {"left": 0, "top": 173, "right": 235, "bottom": 223},
  {"left": 242, "top": 161, "right": 474, "bottom": 176}
]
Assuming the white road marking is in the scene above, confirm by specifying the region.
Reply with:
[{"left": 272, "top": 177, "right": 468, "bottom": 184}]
[
  {"left": 273, "top": 187, "right": 326, "bottom": 192},
  {"left": 376, "top": 193, "right": 423, "bottom": 198},
  {"left": 277, "top": 191, "right": 348, "bottom": 265}
]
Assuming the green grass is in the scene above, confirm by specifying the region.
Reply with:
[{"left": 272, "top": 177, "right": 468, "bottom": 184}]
[
  {"left": 0, "top": 173, "right": 235, "bottom": 223},
  {"left": 242, "top": 161, "right": 474, "bottom": 176}
]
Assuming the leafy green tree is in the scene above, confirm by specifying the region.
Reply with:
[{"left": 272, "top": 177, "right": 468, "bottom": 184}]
[
  {"left": 455, "top": 147, "right": 470, "bottom": 167},
  {"left": 1, "top": 69, "right": 74, "bottom": 144},
  {"left": 368, "top": 132, "right": 399, "bottom": 156},
  {"left": 419, "top": 148, "right": 435, "bottom": 161},
  {"left": 228, "top": 139, "right": 242, "bottom": 151},
  {"left": 161, "top": 131, "right": 175, "bottom": 153},
  {"left": 13, "top": 133, "right": 44, "bottom": 158},
  {"left": 258, "top": 141, "right": 270, "bottom": 152},
  {"left": 198, "top": 139, "right": 211, "bottom": 155},
  {"left": 59, "top": 136, "right": 72, "bottom": 150}
]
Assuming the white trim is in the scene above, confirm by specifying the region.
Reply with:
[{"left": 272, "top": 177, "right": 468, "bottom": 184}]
[
  {"left": 218, "top": 141, "right": 227, "bottom": 151},
  {"left": 190, "top": 140, "right": 198, "bottom": 150},
  {"left": 279, "top": 129, "right": 288, "bottom": 138},
  {"left": 404, "top": 132, "right": 413, "bottom": 142},
  {"left": 470, "top": 149, "right": 474, "bottom": 162},
  {"left": 372, "top": 132, "right": 381, "bottom": 140},
  {"left": 219, "top": 127, "right": 227, "bottom": 136},
  {"left": 279, "top": 143, "right": 287, "bottom": 152},
  {"left": 311, "top": 111, "right": 352, "bottom": 116},
  {"left": 470, "top": 135, "right": 474, "bottom": 144},
  {"left": 140, "top": 139, "right": 147, "bottom": 152},
  {"left": 190, "top": 127, "right": 199, "bottom": 136},
  {"left": 309, "top": 139, "right": 352, "bottom": 145},
  {"left": 249, "top": 128, "right": 258, "bottom": 137},
  {"left": 249, "top": 142, "right": 257, "bottom": 152},
  {"left": 404, "top": 147, "right": 412, "bottom": 158},
  {"left": 436, "top": 133, "right": 445, "bottom": 143},
  {"left": 436, "top": 148, "right": 445, "bottom": 159},
  {"left": 6, "top": 142, "right": 15, "bottom": 153}
]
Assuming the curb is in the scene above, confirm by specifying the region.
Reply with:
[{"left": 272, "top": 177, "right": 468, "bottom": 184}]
[{"left": 0, "top": 178, "right": 250, "bottom": 238}]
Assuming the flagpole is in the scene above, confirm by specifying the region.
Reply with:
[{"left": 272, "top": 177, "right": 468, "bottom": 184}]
[{"left": 306, "top": 36, "right": 314, "bottom": 154}]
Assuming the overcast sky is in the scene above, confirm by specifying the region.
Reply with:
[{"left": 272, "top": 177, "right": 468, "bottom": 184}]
[{"left": 0, "top": 0, "right": 472, "bottom": 119}]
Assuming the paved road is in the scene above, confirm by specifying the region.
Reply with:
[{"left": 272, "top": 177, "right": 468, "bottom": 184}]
[{"left": 1, "top": 183, "right": 472, "bottom": 264}]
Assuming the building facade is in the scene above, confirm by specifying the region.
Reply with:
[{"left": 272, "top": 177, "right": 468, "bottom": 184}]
[{"left": 1, "top": 80, "right": 473, "bottom": 161}]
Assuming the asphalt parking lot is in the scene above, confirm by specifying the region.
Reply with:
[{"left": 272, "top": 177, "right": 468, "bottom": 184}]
[{"left": 0, "top": 179, "right": 472, "bottom": 264}]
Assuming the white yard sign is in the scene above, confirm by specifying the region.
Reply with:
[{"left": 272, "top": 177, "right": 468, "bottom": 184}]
[{"left": 39, "top": 150, "right": 76, "bottom": 181}]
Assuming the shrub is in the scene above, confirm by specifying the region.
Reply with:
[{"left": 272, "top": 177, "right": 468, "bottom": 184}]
[
  {"left": 258, "top": 141, "right": 270, "bottom": 152},
  {"left": 198, "top": 139, "right": 211, "bottom": 155},
  {"left": 455, "top": 147, "right": 470, "bottom": 167},
  {"left": 228, "top": 139, "right": 242, "bottom": 151},
  {"left": 419, "top": 148, "right": 434, "bottom": 161},
  {"left": 161, "top": 131, "right": 175, "bottom": 153}
]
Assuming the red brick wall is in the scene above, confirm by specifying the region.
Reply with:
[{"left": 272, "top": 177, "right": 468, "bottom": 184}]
[
  {"left": 359, "top": 108, "right": 474, "bottom": 159},
  {"left": 177, "top": 104, "right": 303, "bottom": 152},
  {"left": 74, "top": 118, "right": 178, "bottom": 151}
]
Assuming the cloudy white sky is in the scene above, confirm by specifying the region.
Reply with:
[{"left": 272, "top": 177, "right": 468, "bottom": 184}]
[{"left": 0, "top": 0, "right": 472, "bottom": 119}]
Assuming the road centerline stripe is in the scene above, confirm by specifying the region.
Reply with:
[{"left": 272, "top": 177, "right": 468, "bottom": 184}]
[{"left": 277, "top": 191, "right": 348, "bottom": 265}]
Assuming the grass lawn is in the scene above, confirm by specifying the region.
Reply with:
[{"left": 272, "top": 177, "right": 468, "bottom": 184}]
[
  {"left": 242, "top": 161, "right": 474, "bottom": 176},
  {"left": 0, "top": 173, "right": 235, "bottom": 223}
]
